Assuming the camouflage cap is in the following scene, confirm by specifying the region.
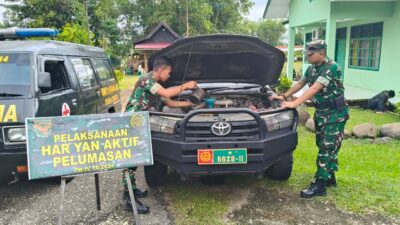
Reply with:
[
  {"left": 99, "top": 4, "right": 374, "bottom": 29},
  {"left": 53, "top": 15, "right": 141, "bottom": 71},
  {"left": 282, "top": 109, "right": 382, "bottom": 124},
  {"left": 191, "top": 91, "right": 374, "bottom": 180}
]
[{"left": 304, "top": 40, "right": 327, "bottom": 55}]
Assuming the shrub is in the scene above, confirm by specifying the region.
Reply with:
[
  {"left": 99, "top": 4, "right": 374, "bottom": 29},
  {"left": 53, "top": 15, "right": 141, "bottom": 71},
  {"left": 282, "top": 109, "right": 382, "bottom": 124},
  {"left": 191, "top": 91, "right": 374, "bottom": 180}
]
[
  {"left": 114, "top": 70, "right": 124, "bottom": 82},
  {"left": 276, "top": 75, "right": 293, "bottom": 95},
  {"left": 395, "top": 102, "right": 400, "bottom": 114}
]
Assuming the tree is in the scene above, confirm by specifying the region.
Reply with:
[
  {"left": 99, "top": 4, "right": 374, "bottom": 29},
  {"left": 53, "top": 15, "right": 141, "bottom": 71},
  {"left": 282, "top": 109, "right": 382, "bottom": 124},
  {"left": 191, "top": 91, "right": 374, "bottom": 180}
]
[
  {"left": 4, "top": 0, "right": 86, "bottom": 29},
  {"left": 2, "top": 0, "right": 256, "bottom": 67},
  {"left": 231, "top": 19, "right": 258, "bottom": 36},
  {"left": 256, "top": 19, "right": 286, "bottom": 46},
  {"left": 295, "top": 29, "right": 304, "bottom": 45},
  {"left": 129, "top": 0, "right": 253, "bottom": 36},
  {"left": 209, "top": 0, "right": 253, "bottom": 33},
  {"left": 57, "top": 23, "right": 93, "bottom": 46}
]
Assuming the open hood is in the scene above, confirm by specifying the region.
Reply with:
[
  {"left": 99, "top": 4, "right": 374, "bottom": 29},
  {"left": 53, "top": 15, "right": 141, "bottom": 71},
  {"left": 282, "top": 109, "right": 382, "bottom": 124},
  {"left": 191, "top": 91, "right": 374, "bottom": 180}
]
[{"left": 149, "top": 34, "right": 285, "bottom": 87}]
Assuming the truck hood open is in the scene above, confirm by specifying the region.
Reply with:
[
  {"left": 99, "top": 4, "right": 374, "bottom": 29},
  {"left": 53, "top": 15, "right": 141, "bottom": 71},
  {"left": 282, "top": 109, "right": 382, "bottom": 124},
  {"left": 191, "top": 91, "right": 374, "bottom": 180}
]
[{"left": 148, "top": 34, "right": 285, "bottom": 87}]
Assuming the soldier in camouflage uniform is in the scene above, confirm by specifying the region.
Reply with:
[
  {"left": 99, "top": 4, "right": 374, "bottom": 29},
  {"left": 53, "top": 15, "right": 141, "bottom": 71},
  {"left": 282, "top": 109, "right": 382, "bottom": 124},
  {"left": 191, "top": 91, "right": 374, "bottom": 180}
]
[
  {"left": 270, "top": 40, "right": 349, "bottom": 198},
  {"left": 123, "top": 57, "right": 197, "bottom": 213}
]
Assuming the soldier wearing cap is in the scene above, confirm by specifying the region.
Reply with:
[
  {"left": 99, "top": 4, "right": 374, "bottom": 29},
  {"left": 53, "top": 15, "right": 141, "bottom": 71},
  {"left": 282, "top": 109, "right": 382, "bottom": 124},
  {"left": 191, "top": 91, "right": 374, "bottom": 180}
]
[
  {"left": 123, "top": 57, "right": 197, "bottom": 213},
  {"left": 269, "top": 40, "right": 349, "bottom": 198}
]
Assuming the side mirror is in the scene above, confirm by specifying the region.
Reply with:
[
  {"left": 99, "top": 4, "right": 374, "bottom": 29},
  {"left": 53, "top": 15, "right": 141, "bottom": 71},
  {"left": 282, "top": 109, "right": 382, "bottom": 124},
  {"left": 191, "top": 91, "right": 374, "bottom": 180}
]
[{"left": 38, "top": 72, "right": 51, "bottom": 88}]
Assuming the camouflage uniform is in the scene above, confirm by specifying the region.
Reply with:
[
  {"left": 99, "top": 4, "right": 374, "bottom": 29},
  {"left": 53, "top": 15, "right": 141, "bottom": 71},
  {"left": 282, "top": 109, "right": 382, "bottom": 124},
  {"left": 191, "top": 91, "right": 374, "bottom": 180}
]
[
  {"left": 123, "top": 72, "right": 162, "bottom": 189},
  {"left": 301, "top": 57, "right": 349, "bottom": 181},
  {"left": 125, "top": 71, "right": 162, "bottom": 112}
]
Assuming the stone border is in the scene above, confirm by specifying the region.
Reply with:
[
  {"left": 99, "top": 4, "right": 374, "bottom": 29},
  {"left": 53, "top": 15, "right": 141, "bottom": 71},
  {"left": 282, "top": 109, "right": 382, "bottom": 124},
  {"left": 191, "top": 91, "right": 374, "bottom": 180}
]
[{"left": 298, "top": 110, "right": 400, "bottom": 141}]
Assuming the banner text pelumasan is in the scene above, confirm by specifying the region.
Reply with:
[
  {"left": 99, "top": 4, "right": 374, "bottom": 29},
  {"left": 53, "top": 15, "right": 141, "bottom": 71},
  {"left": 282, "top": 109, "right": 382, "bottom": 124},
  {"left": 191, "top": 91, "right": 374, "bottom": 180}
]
[{"left": 41, "top": 128, "right": 140, "bottom": 168}]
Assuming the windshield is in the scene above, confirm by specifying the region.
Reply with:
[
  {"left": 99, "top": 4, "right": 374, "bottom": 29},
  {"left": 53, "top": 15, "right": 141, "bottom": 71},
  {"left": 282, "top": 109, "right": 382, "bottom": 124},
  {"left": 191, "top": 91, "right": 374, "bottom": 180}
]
[{"left": 0, "top": 52, "right": 32, "bottom": 96}]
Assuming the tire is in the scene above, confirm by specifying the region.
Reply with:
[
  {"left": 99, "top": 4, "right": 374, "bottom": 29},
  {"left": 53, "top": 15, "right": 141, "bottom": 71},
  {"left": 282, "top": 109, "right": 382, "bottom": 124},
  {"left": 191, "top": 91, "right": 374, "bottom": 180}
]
[
  {"left": 199, "top": 175, "right": 226, "bottom": 185},
  {"left": 144, "top": 161, "right": 168, "bottom": 187},
  {"left": 264, "top": 153, "right": 293, "bottom": 181}
]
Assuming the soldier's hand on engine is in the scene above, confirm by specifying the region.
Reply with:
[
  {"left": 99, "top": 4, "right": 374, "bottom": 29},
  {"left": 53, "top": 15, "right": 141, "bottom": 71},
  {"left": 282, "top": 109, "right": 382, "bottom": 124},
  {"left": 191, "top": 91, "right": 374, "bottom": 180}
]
[
  {"left": 282, "top": 101, "right": 296, "bottom": 109},
  {"left": 268, "top": 95, "right": 284, "bottom": 101},
  {"left": 183, "top": 81, "right": 197, "bottom": 90}
]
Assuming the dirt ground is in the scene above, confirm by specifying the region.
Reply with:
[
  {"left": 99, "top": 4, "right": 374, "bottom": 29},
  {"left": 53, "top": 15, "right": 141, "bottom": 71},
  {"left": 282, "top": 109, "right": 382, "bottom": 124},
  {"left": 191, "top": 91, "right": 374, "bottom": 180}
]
[
  {"left": 0, "top": 89, "right": 398, "bottom": 225},
  {"left": 229, "top": 185, "right": 399, "bottom": 225},
  {"left": 1, "top": 170, "right": 399, "bottom": 225}
]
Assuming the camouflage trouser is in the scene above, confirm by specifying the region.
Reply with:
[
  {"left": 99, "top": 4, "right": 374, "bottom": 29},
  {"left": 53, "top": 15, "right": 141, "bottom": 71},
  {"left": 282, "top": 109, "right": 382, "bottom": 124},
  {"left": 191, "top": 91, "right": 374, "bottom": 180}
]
[
  {"left": 122, "top": 167, "right": 137, "bottom": 190},
  {"left": 314, "top": 118, "right": 346, "bottom": 180}
]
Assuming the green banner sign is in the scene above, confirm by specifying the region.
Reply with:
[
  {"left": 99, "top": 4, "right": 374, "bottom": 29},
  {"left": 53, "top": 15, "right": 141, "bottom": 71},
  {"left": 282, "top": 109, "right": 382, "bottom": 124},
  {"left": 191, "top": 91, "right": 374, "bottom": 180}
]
[{"left": 26, "top": 112, "right": 153, "bottom": 180}]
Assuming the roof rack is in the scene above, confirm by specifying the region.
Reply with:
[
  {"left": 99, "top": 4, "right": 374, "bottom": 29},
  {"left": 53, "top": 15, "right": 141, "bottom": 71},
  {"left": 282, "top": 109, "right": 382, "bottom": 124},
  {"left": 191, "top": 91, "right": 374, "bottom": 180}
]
[{"left": 0, "top": 28, "right": 59, "bottom": 40}]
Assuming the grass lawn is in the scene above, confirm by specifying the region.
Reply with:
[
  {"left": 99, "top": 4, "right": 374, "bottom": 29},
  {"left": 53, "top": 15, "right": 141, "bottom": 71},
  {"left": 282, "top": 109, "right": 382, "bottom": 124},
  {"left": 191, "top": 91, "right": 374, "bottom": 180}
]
[
  {"left": 282, "top": 126, "right": 400, "bottom": 216},
  {"left": 165, "top": 107, "right": 400, "bottom": 224},
  {"left": 306, "top": 107, "right": 400, "bottom": 130},
  {"left": 118, "top": 75, "right": 138, "bottom": 90}
]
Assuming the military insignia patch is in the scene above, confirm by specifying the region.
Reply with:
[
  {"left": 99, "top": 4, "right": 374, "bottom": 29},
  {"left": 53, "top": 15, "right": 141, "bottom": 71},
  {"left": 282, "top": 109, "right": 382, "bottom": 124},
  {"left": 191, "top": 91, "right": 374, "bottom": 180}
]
[
  {"left": 33, "top": 119, "right": 52, "bottom": 138},
  {"left": 130, "top": 115, "right": 144, "bottom": 127}
]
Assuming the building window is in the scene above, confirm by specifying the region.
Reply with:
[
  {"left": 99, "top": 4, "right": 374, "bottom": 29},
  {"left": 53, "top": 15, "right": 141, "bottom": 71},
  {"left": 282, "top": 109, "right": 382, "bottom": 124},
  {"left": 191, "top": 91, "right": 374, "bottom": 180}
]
[
  {"left": 305, "top": 33, "right": 312, "bottom": 43},
  {"left": 349, "top": 22, "right": 383, "bottom": 71}
]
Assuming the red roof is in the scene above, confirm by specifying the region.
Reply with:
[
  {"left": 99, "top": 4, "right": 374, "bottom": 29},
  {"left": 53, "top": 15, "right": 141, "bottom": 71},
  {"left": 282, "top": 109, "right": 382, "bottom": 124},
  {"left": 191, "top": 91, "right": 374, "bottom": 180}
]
[{"left": 134, "top": 42, "right": 172, "bottom": 50}]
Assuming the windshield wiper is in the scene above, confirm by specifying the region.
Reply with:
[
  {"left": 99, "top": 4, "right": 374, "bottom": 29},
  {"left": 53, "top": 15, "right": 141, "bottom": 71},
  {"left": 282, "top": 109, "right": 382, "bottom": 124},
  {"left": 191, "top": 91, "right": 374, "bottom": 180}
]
[{"left": 0, "top": 93, "right": 23, "bottom": 97}]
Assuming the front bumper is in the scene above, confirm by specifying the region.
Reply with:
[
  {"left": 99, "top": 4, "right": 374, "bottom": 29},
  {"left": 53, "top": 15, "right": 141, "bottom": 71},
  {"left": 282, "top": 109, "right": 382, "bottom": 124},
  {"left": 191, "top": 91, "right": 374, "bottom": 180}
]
[
  {"left": 151, "top": 130, "right": 298, "bottom": 176},
  {"left": 0, "top": 145, "right": 27, "bottom": 182}
]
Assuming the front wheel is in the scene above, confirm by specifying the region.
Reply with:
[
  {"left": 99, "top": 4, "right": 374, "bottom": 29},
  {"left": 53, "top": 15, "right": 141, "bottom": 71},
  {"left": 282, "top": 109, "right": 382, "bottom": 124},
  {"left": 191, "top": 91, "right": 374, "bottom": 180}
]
[
  {"left": 144, "top": 161, "right": 168, "bottom": 187},
  {"left": 264, "top": 153, "right": 293, "bottom": 181}
]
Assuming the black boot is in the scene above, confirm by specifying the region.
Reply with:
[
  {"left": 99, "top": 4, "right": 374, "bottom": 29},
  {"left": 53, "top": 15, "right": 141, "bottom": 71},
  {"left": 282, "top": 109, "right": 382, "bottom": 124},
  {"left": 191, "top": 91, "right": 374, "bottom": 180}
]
[
  {"left": 326, "top": 173, "right": 337, "bottom": 187},
  {"left": 125, "top": 195, "right": 150, "bottom": 214},
  {"left": 134, "top": 188, "right": 148, "bottom": 198},
  {"left": 300, "top": 179, "right": 327, "bottom": 198},
  {"left": 123, "top": 188, "right": 148, "bottom": 199}
]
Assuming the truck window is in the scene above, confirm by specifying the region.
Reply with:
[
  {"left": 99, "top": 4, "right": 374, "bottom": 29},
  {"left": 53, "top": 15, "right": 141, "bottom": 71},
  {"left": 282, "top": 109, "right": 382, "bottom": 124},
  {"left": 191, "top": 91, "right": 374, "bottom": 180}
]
[
  {"left": 70, "top": 58, "right": 98, "bottom": 90},
  {"left": 93, "top": 59, "right": 116, "bottom": 84},
  {"left": 0, "top": 53, "right": 32, "bottom": 96},
  {"left": 40, "top": 61, "right": 70, "bottom": 94}
]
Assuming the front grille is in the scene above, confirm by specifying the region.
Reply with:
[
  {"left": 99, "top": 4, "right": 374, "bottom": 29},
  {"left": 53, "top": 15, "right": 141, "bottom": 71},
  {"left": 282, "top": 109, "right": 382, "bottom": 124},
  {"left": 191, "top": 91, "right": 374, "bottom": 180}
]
[{"left": 176, "top": 120, "right": 260, "bottom": 142}]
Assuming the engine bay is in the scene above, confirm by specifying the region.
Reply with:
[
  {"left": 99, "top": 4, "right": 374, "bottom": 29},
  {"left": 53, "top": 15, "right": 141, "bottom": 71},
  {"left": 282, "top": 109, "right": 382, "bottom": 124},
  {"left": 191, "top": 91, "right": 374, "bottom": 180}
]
[{"left": 160, "top": 93, "right": 281, "bottom": 114}]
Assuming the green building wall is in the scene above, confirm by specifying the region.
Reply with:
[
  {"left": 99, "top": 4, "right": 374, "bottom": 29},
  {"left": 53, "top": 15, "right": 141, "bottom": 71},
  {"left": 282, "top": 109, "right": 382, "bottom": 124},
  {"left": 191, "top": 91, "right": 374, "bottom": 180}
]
[
  {"left": 289, "top": 0, "right": 399, "bottom": 101},
  {"left": 337, "top": 1, "right": 399, "bottom": 97}
]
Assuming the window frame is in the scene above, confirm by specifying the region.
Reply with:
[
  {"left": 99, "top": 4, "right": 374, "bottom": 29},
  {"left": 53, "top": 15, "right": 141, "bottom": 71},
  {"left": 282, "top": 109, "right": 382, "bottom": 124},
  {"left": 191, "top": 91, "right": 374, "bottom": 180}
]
[
  {"left": 38, "top": 56, "right": 72, "bottom": 95},
  {"left": 92, "top": 58, "right": 116, "bottom": 85},
  {"left": 70, "top": 57, "right": 99, "bottom": 90},
  {"left": 348, "top": 23, "right": 383, "bottom": 71}
]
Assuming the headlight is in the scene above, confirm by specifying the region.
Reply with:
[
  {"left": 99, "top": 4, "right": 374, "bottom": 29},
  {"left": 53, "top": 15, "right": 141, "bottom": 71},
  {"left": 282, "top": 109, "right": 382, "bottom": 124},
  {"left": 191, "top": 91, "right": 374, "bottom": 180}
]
[
  {"left": 261, "top": 111, "right": 294, "bottom": 132},
  {"left": 150, "top": 115, "right": 180, "bottom": 134},
  {"left": 7, "top": 127, "right": 26, "bottom": 142}
]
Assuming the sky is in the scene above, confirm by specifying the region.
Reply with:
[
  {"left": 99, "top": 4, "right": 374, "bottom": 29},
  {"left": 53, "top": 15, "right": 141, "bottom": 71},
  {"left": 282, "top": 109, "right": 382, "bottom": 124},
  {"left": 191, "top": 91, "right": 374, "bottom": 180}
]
[
  {"left": 0, "top": 0, "right": 266, "bottom": 23},
  {"left": 247, "top": 0, "right": 266, "bottom": 22}
]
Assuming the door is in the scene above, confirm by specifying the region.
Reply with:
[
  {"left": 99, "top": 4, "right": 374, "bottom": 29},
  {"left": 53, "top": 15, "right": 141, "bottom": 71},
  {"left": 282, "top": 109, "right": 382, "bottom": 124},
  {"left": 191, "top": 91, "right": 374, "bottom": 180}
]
[
  {"left": 37, "top": 56, "right": 78, "bottom": 117},
  {"left": 335, "top": 28, "right": 347, "bottom": 80},
  {"left": 92, "top": 58, "right": 121, "bottom": 113},
  {"left": 69, "top": 57, "right": 101, "bottom": 114}
]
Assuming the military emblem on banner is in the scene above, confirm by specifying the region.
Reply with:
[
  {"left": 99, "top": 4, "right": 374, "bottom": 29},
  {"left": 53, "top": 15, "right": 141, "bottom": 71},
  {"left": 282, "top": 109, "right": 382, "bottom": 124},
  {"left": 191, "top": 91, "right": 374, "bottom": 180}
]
[
  {"left": 33, "top": 119, "right": 52, "bottom": 138},
  {"left": 130, "top": 115, "right": 144, "bottom": 127}
]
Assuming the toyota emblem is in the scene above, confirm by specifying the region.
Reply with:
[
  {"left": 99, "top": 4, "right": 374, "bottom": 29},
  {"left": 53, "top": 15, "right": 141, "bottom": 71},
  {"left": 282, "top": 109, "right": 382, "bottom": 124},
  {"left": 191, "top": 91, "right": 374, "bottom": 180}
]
[{"left": 211, "top": 122, "right": 232, "bottom": 136}]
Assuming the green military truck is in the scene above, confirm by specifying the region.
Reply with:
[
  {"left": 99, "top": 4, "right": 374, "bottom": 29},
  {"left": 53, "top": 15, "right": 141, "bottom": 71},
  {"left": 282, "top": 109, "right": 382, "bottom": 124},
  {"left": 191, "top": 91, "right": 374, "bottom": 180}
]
[{"left": 0, "top": 28, "right": 121, "bottom": 184}]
